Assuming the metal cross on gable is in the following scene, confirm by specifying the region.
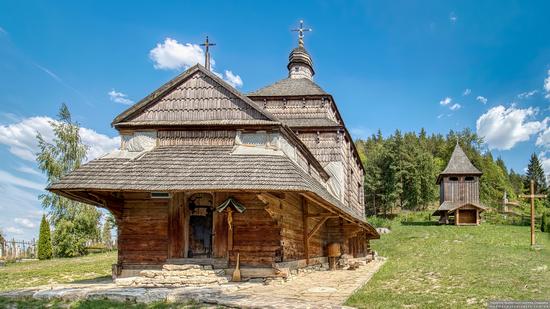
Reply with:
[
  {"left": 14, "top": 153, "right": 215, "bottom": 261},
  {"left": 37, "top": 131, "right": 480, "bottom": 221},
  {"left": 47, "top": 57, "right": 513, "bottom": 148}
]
[
  {"left": 200, "top": 36, "right": 216, "bottom": 71},
  {"left": 292, "top": 20, "right": 312, "bottom": 47},
  {"left": 519, "top": 179, "right": 546, "bottom": 246}
]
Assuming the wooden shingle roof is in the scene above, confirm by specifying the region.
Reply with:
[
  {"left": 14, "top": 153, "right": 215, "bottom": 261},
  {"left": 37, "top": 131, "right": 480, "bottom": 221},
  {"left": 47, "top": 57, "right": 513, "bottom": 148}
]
[
  {"left": 433, "top": 201, "right": 487, "bottom": 216},
  {"left": 439, "top": 144, "right": 482, "bottom": 177},
  {"left": 48, "top": 145, "right": 373, "bottom": 232},
  {"left": 248, "top": 78, "right": 328, "bottom": 97}
]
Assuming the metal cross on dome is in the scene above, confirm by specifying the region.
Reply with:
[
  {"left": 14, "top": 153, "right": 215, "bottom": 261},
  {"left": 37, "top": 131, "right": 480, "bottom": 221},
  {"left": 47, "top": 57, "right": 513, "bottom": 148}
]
[{"left": 292, "top": 20, "right": 312, "bottom": 47}]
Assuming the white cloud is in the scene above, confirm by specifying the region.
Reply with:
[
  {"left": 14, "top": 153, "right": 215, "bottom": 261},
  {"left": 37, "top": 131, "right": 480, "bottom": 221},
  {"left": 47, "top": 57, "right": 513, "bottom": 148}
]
[
  {"left": 517, "top": 90, "right": 538, "bottom": 99},
  {"left": 449, "top": 12, "right": 457, "bottom": 23},
  {"left": 149, "top": 37, "right": 244, "bottom": 88},
  {"left": 463, "top": 88, "right": 471, "bottom": 96},
  {"left": 16, "top": 165, "right": 43, "bottom": 177},
  {"left": 0, "top": 170, "right": 44, "bottom": 191},
  {"left": 14, "top": 217, "right": 35, "bottom": 229},
  {"left": 0, "top": 183, "right": 44, "bottom": 239},
  {"left": 222, "top": 70, "right": 243, "bottom": 88},
  {"left": 440, "top": 97, "right": 460, "bottom": 111},
  {"left": 0, "top": 116, "right": 119, "bottom": 162},
  {"left": 108, "top": 89, "right": 134, "bottom": 105},
  {"left": 449, "top": 103, "right": 461, "bottom": 111},
  {"left": 476, "top": 105, "right": 545, "bottom": 150},
  {"left": 0, "top": 27, "right": 6, "bottom": 35},
  {"left": 439, "top": 97, "right": 452, "bottom": 106},
  {"left": 539, "top": 152, "right": 550, "bottom": 180},
  {"left": 544, "top": 69, "right": 550, "bottom": 100},
  {"left": 149, "top": 38, "right": 204, "bottom": 70},
  {"left": 0, "top": 116, "right": 53, "bottom": 161},
  {"left": 79, "top": 127, "right": 120, "bottom": 160},
  {"left": 536, "top": 127, "right": 550, "bottom": 148},
  {"left": 476, "top": 96, "right": 488, "bottom": 104},
  {"left": 5, "top": 226, "right": 24, "bottom": 235}
]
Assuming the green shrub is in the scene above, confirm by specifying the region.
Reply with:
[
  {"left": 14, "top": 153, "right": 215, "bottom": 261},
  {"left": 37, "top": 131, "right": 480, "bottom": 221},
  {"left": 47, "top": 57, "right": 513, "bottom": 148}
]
[
  {"left": 542, "top": 213, "right": 550, "bottom": 233},
  {"left": 367, "top": 216, "right": 393, "bottom": 229},
  {"left": 37, "top": 215, "right": 52, "bottom": 260}
]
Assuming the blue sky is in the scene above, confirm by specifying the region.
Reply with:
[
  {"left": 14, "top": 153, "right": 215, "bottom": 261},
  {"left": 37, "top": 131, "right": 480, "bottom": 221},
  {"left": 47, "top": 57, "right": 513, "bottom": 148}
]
[{"left": 1, "top": 1, "right": 550, "bottom": 239}]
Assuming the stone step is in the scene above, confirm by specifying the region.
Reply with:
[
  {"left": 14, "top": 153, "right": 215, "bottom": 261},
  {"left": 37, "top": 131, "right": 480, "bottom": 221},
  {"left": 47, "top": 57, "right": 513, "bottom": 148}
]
[
  {"left": 162, "top": 264, "right": 203, "bottom": 271},
  {"left": 140, "top": 269, "right": 225, "bottom": 278},
  {"left": 115, "top": 275, "right": 229, "bottom": 287},
  {"left": 166, "top": 258, "right": 228, "bottom": 269}
]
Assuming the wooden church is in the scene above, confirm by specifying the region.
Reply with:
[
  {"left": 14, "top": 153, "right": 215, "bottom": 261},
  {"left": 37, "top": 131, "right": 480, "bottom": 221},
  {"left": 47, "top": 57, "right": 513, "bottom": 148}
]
[
  {"left": 48, "top": 24, "right": 379, "bottom": 278},
  {"left": 433, "top": 143, "right": 487, "bottom": 225}
]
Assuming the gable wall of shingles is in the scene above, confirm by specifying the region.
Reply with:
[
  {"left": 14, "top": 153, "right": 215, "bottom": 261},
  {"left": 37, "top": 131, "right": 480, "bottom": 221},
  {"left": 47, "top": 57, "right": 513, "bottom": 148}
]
[{"left": 130, "top": 72, "right": 268, "bottom": 123}]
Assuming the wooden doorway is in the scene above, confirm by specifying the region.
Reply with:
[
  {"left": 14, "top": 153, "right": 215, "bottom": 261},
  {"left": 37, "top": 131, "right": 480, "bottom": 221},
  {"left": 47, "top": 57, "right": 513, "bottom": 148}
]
[
  {"left": 187, "top": 193, "right": 213, "bottom": 258},
  {"left": 457, "top": 209, "right": 477, "bottom": 225}
]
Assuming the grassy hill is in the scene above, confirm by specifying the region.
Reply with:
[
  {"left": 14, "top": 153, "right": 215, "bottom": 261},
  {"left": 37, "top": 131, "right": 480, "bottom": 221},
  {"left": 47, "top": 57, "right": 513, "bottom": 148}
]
[{"left": 347, "top": 222, "right": 550, "bottom": 308}]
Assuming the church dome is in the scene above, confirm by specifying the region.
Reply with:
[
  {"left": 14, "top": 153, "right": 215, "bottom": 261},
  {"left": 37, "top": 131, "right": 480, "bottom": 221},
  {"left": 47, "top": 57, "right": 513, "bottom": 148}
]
[{"left": 287, "top": 44, "right": 314, "bottom": 79}]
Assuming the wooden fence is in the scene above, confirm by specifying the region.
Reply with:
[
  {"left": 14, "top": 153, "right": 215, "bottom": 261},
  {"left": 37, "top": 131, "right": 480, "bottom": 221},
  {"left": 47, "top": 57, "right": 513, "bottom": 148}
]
[{"left": 0, "top": 238, "right": 37, "bottom": 260}]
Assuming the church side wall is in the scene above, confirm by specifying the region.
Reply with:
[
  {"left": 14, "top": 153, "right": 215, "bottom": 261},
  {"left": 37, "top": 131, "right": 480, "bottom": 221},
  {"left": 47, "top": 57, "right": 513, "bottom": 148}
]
[
  {"left": 118, "top": 192, "right": 169, "bottom": 265},
  {"left": 218, "top": 192, "right": 283, "bottom": 267}
]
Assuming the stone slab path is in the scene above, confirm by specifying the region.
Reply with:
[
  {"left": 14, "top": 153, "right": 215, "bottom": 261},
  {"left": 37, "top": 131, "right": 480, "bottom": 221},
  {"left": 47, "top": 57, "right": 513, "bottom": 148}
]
[{"left": 0, "top": 258, "right": 386, "bottom": 308}]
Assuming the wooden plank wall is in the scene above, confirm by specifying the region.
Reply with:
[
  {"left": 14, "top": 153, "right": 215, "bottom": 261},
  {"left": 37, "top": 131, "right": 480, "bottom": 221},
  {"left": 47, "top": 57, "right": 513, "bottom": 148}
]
[
  {"left": 119, "top": 192, "right": 169, "bottom": 265},
  {"left": 218, "top": 192, "right": 282, "bottom": 267},
  {"left": 168, "top": 192, "right": 185, "bottom": 258},
  {"left": 441, "top": 177, "right": 480, "bottom": 203}
]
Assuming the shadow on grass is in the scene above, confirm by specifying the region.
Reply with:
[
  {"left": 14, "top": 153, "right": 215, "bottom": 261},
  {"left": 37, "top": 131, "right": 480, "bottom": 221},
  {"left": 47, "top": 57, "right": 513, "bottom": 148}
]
[
  {"left": 69, "top": 275, "right": 112, "bottom": 285},
  {"left": 400, "top": 221, "right": 439, "bottom": 226}
]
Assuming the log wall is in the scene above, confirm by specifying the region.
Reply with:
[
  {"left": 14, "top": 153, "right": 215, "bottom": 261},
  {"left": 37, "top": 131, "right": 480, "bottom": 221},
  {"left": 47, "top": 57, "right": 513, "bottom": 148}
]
[
  {"left": 217, "top": 192, "right": 282, "bottom": 267},
  {"left": 118, "top": 192, "right": 169, "bottom": 265}
]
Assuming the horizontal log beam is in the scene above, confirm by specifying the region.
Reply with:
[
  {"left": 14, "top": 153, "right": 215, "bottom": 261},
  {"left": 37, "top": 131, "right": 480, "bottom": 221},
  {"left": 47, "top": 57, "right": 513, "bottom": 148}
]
[{"left": 307, "top": 213, "right": 338, "bottom": 218}]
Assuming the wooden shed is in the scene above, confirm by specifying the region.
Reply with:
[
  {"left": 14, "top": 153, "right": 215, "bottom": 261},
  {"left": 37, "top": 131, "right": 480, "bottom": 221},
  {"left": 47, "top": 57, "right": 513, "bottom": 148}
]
[
  {"left": 48, "top": 36, "right": 379, "bottom": 277},
  {"left": 433, "top": 144, "right": 487, "bottom": 225}
]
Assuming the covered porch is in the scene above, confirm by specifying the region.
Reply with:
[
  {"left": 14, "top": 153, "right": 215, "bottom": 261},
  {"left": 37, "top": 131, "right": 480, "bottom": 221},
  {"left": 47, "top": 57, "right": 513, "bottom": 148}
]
[
  {"left": 53, "top": 188, "right": 377, "bottom": 278},
  {"left": 433, "top": 202, "right": 486, "bottom": 226}
]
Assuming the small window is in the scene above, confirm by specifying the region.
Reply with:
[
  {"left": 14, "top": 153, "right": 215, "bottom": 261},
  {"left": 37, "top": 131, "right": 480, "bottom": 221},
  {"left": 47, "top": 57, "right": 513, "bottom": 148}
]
[
  {"left": 151, "top": 192, "right": 171, "bottom": 199},
  {"left": 449, "top": 177, "right": 459, "bottom": 181},
  {"left": 465, "top": 176, "right": 475, "bottom": 181}
]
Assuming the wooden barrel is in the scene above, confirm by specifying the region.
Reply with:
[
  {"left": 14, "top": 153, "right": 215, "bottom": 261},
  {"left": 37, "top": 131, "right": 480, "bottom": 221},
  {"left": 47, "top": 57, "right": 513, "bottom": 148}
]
[{"left": 327, "top": 242, "right": 341, "bottom": 257}]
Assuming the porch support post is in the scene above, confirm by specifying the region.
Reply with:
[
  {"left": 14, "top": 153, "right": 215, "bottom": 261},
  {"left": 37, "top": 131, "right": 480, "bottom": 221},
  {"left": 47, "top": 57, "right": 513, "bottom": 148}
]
[{"left": 302, "top": 196, "right": 309, "bottom": 265}]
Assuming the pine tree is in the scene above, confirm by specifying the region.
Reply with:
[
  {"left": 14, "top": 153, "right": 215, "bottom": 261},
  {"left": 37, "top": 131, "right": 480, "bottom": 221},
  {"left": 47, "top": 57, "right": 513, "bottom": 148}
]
[
  {"left": 37, "top": 215, "right": 52, "bottom": 260},
  {"left": 36, "top": 103, "right": 101, "bottom": 257},
  {"left": 525, "top": 153, "right": 547, "bottom": 194}
]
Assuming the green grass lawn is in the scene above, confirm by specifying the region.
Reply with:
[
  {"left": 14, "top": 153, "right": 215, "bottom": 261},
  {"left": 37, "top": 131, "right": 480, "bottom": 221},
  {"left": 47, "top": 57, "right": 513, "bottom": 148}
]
[
  {"left": 1, "top": 224, "right": 549, "bottom": 308},
  {"left": 0, "top": 251, "right": 116, "bottom": 291},
  {"left": 347, "top": 222, "right": 550, "bottom": 308}
]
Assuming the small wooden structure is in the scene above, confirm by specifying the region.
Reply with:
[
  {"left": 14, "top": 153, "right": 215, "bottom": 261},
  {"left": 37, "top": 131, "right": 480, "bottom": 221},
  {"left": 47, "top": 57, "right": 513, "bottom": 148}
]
[
  {"left": 433, "top": 144, "right": 487, "bottom": 225},
  {"left": 48, "top": 31, "right": 379, "bottom": 277}
]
